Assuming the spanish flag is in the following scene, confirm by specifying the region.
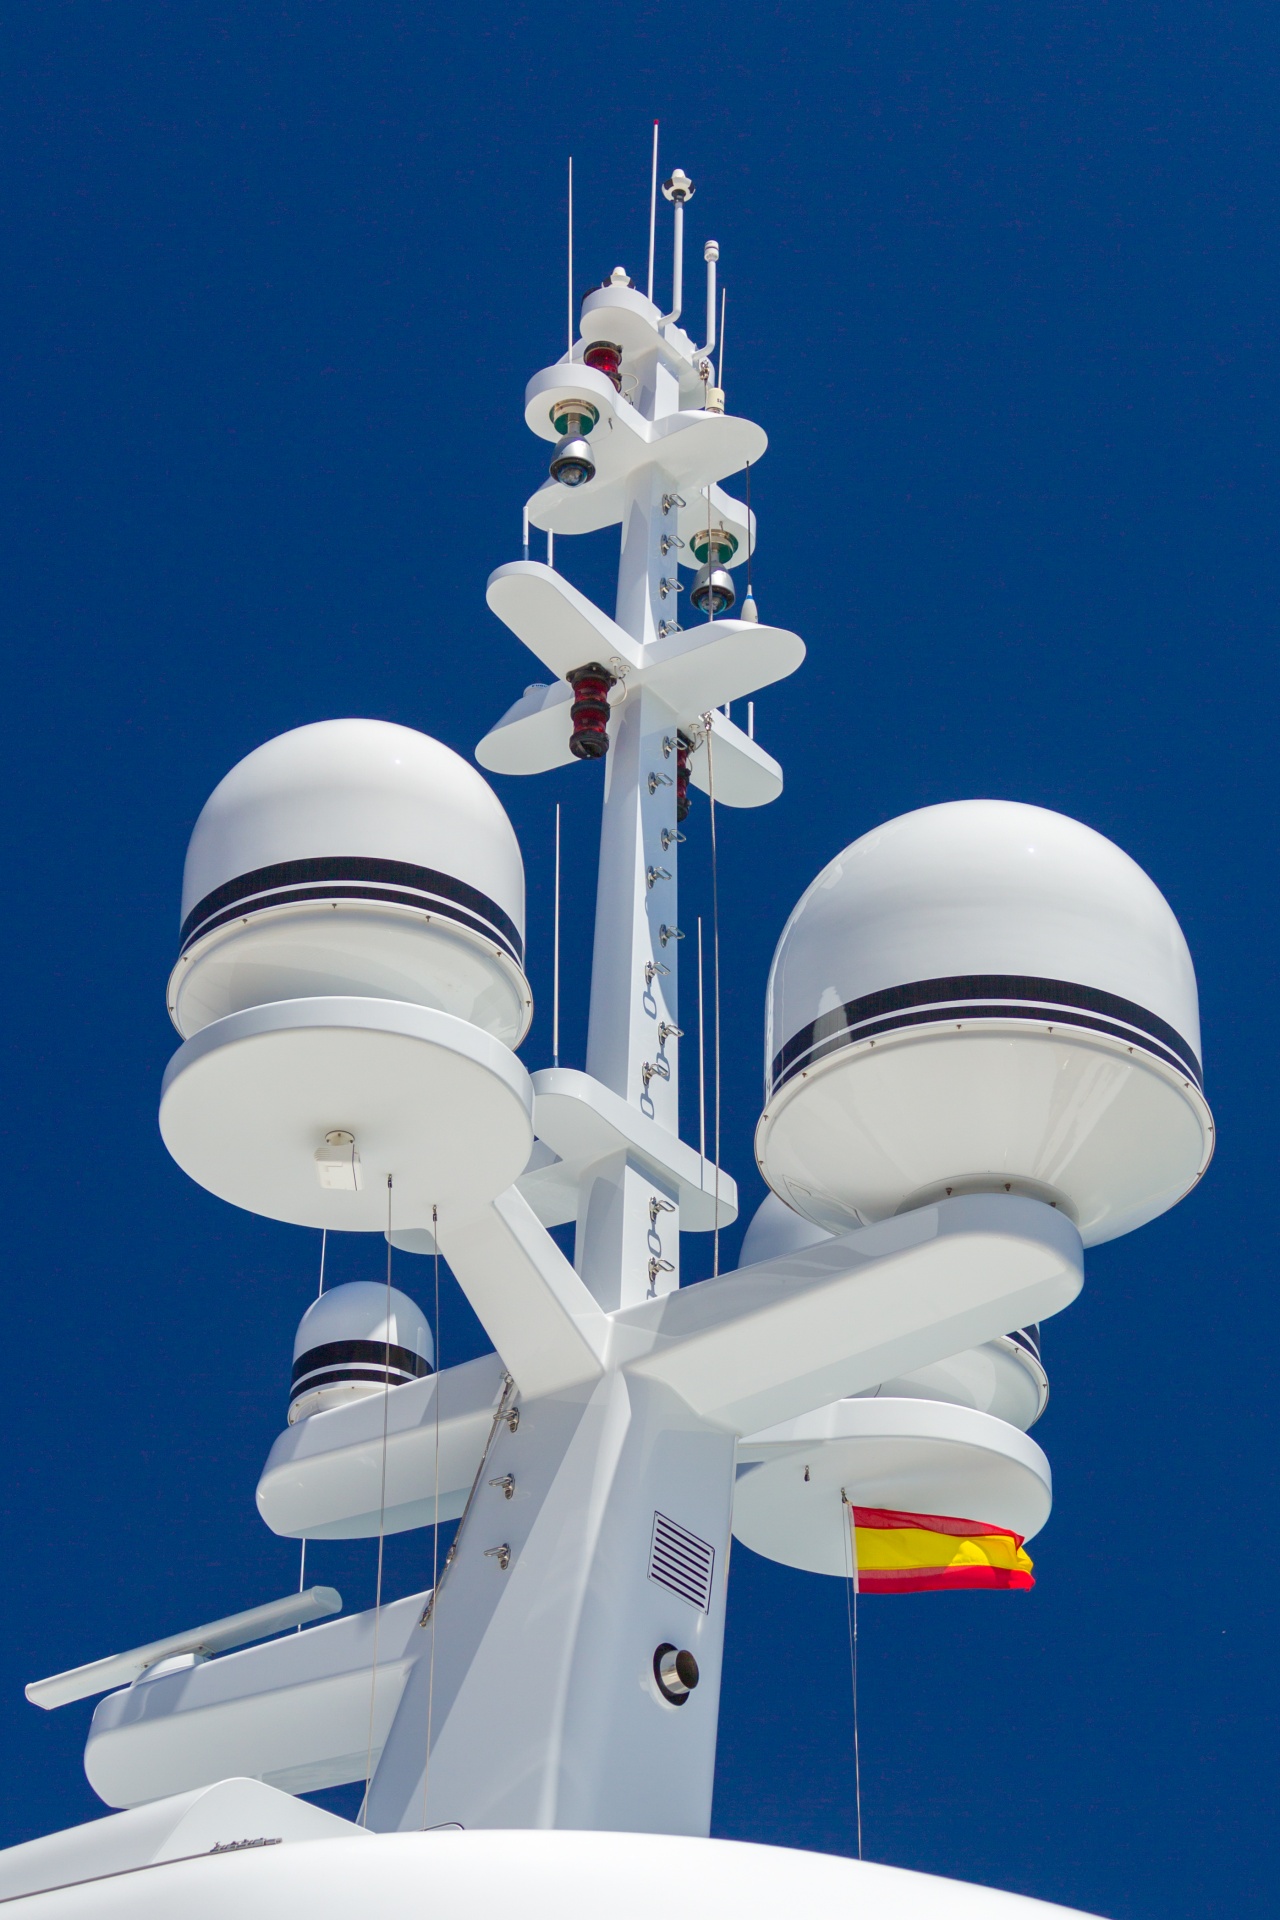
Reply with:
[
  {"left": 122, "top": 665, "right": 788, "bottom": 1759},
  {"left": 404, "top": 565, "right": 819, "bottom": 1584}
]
[{"left": 850, "top": 1506, "right": 1034, "bottom": 1593}]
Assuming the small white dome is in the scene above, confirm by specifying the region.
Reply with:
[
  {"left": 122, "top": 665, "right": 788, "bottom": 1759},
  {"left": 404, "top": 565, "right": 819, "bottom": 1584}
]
[
  {"left": 757, "top": 800, "right": 1213, "bottom": 1246},
  {"left": 168, "top": 720, "right": 531, "bottom": 1046},
  {"left": 738, "top": 1192, "right": 832, "bottom": 1267},
  {"left": 289, "top": 1280, "right": 434, "bottom": 1424}
]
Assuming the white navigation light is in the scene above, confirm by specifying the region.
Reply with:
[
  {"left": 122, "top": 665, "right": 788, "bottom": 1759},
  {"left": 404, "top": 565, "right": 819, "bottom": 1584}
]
[
  {"left": 168, "top": 719, "right": 532, "bottom": 1047},
  {"left": 756, "top": 800, "right": 1214, "bottom": 1246},
  {"left": 288, "top": 1281, "right": 434, "bottom": 1424},
  {"left": 548, "top": 400, "right": 599, "bottom": 487}
]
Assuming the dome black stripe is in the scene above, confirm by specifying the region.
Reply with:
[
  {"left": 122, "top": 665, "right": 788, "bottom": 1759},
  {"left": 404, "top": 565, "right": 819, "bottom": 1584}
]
[
  {"left": 770, "top": 974, "right": 1202, "bottom": 1097},
  {"left": 290, "top": 1366, "right": 421, "bottom": 1398},
  {"left": 180, "top": 856, "right": 523, "bottom": 966},
  {"left": 292, "top": 1338, "right": 432, "bottom": 1385}
]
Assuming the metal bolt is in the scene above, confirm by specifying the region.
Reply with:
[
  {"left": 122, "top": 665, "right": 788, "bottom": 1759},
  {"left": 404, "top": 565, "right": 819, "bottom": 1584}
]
[
  {"left": 646, "top": 865, "right": 671, "bottom": 889},
  {"left": 484, "top": 1544, "right": 512, "bottom": 1571},
  {"left": 489, "top": 1475, "right": 515, "bottom": 1500},
  {"left": 658, "top": 924, "right": 684, "bottom": 947},
  {"left": 658, "top": 1021, "right": 683, "bottom": 1045}
]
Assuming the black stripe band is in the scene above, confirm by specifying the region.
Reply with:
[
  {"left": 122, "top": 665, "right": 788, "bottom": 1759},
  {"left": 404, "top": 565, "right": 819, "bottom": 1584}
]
[
  {"left": 291, "top": 1338, "right": 433, "bottom": 1384},
  {"left": 770, "top": 973, "right": 1202, "bottom": 1097},
  {"left": 181, "top": 856, "right": 523, "bottom": 967},
  {"left": 290, "top": 1366, "right": 422, "bottom": 1398}
]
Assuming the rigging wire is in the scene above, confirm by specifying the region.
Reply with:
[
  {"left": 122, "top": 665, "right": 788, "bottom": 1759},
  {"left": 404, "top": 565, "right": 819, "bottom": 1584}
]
[
  {"left": 298, "top": 1226, "right": 329, "bottom": 1611},
  {"left": 697, "top": 915, "right": 706, "bottom": 1187},
  {"left": 841, "top": 1491, "right": 864, "bottom": 1860},
  {"left": 647, "top": 122, "right": 659, "bottom": 304},
  {"left": 421, "top": 1204, "right": 442, "bottom": 1828},
  {"left": 360, "top": 1177, "right": 395, "bottom": 1826},
  {"left": 553, "top": 804, "right": 562, "bottom": 1069},
  {"left": 706, "top": 725, "right": 722, "bottom": 1276},
  {"left": 567, "top": 156, "right": 574, "bottom": 360},
  {"left": 415, "top": 1363, "right": 519, "bottom": 1827},
  {"left": 745, "top": 461, "right": 752, "bottom": 599}
]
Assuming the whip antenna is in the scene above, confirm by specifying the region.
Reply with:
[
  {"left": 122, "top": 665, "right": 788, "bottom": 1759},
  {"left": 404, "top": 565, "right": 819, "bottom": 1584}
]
[
  {"left": 647, "top": 122, "right": 659, "bottom": 301},
  {"left": 567, "top": 156, "right": 574, "bottom": 359}
]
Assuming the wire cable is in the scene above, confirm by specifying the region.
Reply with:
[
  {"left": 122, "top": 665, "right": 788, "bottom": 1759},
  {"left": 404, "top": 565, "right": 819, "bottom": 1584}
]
[
  {"left": 647, "top": 122, "right": 659, "bottom": 303},
  {"left": 745, "top": 461, "right": 753, "bottom": 599},
  {"left": 297, "top": 1226, "right": 329, "bottom": 1613},
  {"left": 841, "top": 1491, "right": 864, "bottom": 1860},
  {"left": 421, "top": 1204, "right": 443, "bottom": 1828},
  {"left": 359, "top": 1177, "right": 395, "bottom": 1826},
  {"left": 697, "top": 915, "right": 706, "bottom": 1188},
  {"left": 553, "top": 804, "right": 561, "bottom": 1069},
  {"left": 706, "top": 724, "right": 722, "bottom": 1276}
]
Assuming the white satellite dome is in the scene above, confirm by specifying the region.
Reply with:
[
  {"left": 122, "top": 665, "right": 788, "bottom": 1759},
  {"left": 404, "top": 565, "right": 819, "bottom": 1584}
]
[
  {"left": 288, "top": 1280, "right": 434, "bottom": 1424},
  {"left": 167, "top": 720, "right": 531, "bottom": 1047},
  {"left": 756, "top": 800, "right": 1213, "bottom": 1247},
  {"left": 739, "top": 1193, "right": 1046, "bottom": 1430}
]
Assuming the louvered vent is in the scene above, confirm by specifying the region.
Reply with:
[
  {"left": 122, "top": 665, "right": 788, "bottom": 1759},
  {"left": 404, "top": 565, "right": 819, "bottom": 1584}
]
[{"left": 648, "top": 1512, "right": 715, "bottom": 1613}]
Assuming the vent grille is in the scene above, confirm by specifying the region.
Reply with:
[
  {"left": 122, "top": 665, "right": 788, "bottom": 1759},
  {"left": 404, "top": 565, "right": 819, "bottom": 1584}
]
[{"left": 649, "top": 1512, "right": 715, "bottom": 1613}]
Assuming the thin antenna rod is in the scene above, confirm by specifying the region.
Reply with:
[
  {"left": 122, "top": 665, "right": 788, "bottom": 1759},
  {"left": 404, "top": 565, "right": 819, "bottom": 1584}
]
[
  {"left": 567, "top": 157, "right": 574, "bottom": 360},
  {"left": 522, "top": 507, "right": 530, "bottom": 562},
  {"left": 647, "top": 123, "right": 659, "bottom": 302},
  {"left": 553, "top": 804, "right": 562, "bottom": 1069},
  {"left": 697, "top": 916, "right": 706, "bottom": 1180},
  {"left": 707, "top": 732, "right": 722, "bottom": 1278},
  {"left": 842, "top": 1493, "right": 864, "bottom": 1861},
  {"left": 360, "top": 1176, "right": 395, "bottom": 1826},
  {"left": 718, "top": 287, "right": 726, "bottom": 389},
  {"left": 745, "top": 460, "right": 752, "bottom": 596}
]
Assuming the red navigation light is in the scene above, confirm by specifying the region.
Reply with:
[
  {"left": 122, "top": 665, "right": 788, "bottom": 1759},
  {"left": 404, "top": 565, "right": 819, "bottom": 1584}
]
[
  {"left": 567, "top": 663, "right": 617, "bottom": 760},
  {"left": 583, "top": 341, "right": 623, "bottom": 392}
]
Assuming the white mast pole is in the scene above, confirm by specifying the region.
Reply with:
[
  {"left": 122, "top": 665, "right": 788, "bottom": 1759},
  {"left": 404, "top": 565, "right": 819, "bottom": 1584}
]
[{"left": 576, "top": 195, "right": 686, "bottom": 1309}]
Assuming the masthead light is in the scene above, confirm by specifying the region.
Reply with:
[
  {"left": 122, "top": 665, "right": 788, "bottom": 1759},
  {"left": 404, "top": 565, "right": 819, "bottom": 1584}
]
[{"left": 548, "top": 398, "right": 599, "bottom": 487}]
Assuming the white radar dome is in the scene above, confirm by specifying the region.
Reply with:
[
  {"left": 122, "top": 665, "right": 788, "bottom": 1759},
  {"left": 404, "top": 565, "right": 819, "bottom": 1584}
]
[
  {"left": 757, "top": 800, "right": 1213, "bottom": 1247},
  {"left": 168, "top": 720, "right": 531, "bottom": 1047},
  {"left": 289, "top": 1280, "right": 434, "bottom": 1424}
]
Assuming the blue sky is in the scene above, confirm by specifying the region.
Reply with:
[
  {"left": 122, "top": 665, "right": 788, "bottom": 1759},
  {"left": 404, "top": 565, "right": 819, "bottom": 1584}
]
[{"left": 3, "top": 7, "right": 1277, "bottom": 1916}]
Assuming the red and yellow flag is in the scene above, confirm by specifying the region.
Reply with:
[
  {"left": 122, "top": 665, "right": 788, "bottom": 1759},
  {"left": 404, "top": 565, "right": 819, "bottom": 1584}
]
[{"left": 850, "top": 1506, "right": 1034, "bottom": 1593}]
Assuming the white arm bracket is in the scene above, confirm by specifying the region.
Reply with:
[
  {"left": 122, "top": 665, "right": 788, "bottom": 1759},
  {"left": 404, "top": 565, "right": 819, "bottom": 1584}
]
[{"left": 610, "top": 1193, "right": 1082, "bottom": 1434}]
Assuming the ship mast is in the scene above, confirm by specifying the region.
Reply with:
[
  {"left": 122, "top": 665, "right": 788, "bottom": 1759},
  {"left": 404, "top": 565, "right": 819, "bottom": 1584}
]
[{"left": 24, "top": 151, "right": 1208, "bottom": 1864}]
